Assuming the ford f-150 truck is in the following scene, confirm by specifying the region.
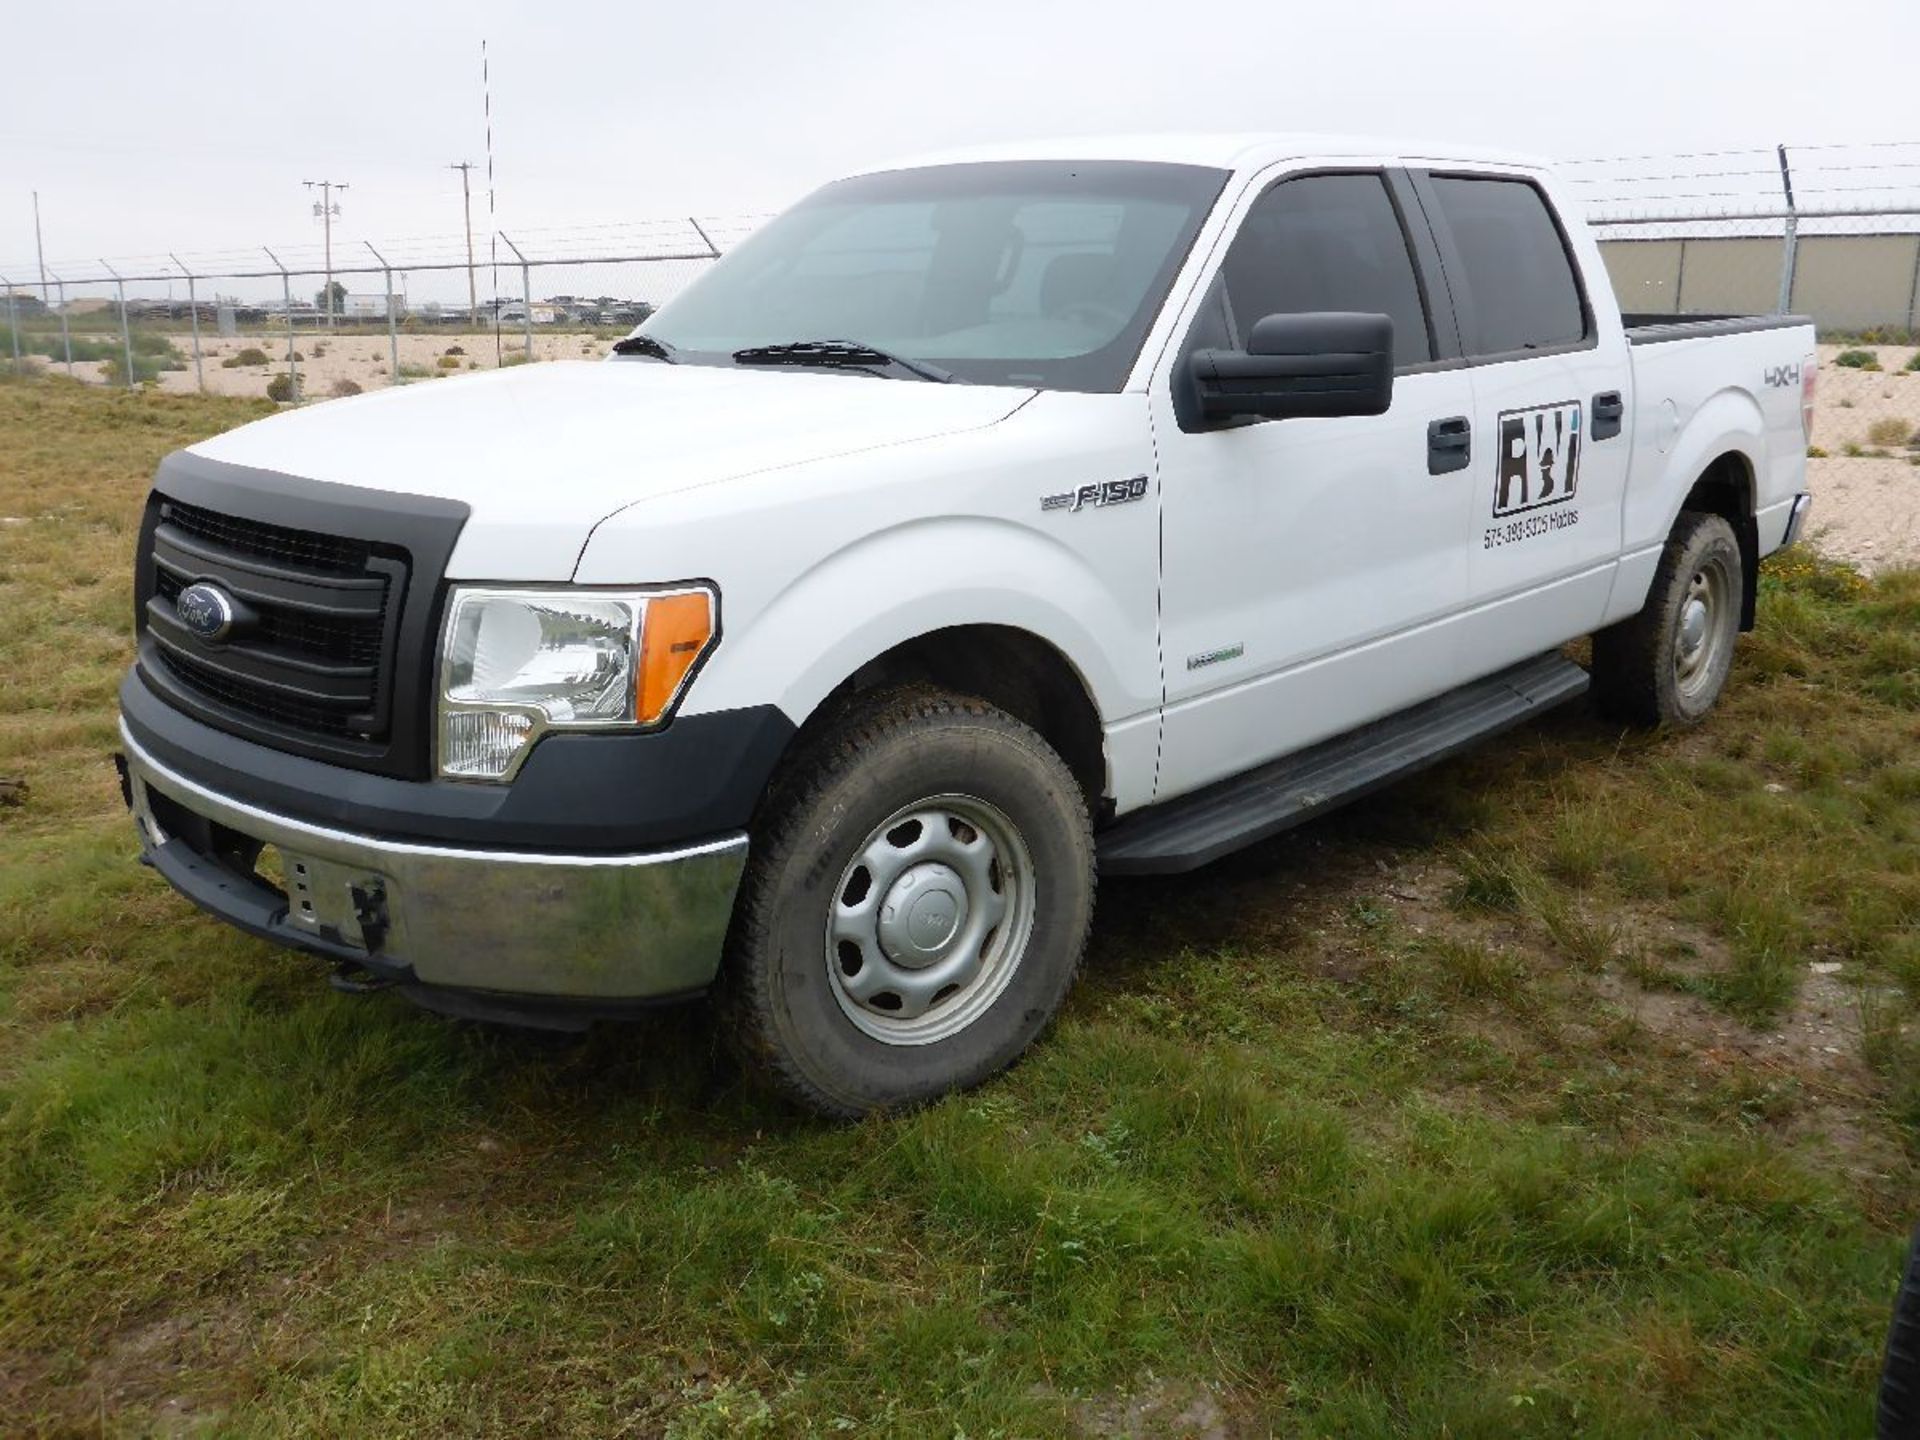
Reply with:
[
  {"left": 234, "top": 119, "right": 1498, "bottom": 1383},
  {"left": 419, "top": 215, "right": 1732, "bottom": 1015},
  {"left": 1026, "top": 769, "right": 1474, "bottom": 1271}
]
[{"left": 117, "top": 134, "right": 1816, "bottom": 1116}]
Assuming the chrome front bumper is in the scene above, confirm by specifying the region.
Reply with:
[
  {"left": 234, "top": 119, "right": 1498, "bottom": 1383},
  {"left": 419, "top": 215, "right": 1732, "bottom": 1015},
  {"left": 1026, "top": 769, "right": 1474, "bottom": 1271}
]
[{"left": 120, "top": 722, "right": 748, "bottom": 1005}]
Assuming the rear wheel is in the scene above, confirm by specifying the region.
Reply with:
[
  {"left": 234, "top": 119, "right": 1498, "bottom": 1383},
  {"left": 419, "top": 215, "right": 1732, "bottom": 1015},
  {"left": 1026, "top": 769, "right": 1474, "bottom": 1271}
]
[
  {"left": 721, "top": 687, "right": 1095, "bottom": 1118},
  {"left": 1592, "top": 511, "right": 1743, "bottom": 727}
]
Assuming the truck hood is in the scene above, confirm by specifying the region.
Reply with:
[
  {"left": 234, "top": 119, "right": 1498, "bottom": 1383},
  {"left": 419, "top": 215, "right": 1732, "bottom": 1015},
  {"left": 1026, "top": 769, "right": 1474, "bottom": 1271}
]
[{"left": 188, "top": 360, "right": 1035, "bottom": 579}]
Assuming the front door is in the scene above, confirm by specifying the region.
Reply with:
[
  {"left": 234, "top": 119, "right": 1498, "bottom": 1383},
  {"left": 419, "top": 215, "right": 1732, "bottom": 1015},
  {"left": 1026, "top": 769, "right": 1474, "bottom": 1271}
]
[{"left": 1153, "top": 169, "right": 1478, "bottom": 801}]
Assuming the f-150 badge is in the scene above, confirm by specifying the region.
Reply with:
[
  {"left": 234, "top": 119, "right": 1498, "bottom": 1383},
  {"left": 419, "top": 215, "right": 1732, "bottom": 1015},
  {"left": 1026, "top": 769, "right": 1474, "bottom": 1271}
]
[
  {"left": 1493, "top": 402, "right": 1581, "bottom": 517},
  {"left": 1042, "top": 475, "right": 1149, "bottom": 513}
]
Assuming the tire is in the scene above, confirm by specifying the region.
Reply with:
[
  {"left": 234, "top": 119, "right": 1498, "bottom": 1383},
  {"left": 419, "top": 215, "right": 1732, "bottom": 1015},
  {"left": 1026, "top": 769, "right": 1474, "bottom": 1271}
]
[
  {"left": 1880, "top": 1224, "right": 1920, "bottom": 1439},
  {"left": 1592, "top": 510, "right": 1743, "bottom": 728},
  {"left": 720, "top": 686, "right": 1095, "bottom": 1118}
]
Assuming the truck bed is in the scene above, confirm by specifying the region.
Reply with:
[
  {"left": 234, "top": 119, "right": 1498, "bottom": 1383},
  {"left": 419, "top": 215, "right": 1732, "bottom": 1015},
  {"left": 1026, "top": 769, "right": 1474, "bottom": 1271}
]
[{"left": 1620, "top": 313, "right": 1814, "bottom": 345}]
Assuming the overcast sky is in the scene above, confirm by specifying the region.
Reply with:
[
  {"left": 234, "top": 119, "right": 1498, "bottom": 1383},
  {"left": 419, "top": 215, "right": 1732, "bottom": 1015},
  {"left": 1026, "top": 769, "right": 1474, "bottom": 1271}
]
[{"left": 3, "top": 0, "right": 1915, "bottom": 284}]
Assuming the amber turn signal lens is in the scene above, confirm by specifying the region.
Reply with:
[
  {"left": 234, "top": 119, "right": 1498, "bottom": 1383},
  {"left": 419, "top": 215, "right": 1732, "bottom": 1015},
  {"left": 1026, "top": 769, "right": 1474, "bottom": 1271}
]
[{"left": 636, "top": 591, "right": 715, "bottom": 723}]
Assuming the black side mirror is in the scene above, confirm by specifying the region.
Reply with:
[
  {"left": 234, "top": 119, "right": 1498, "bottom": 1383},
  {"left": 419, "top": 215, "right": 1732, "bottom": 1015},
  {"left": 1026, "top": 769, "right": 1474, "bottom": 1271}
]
[{"left": 1189, "top": 311, "right": 1394, "bottom": 424}]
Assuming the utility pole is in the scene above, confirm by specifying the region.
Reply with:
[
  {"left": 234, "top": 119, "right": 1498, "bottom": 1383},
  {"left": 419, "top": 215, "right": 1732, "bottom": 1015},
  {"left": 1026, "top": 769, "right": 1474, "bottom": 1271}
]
[
  {"left": 449, "top": 161, "right": 479, "bottom": 324},
  {"left": 32, "top": 190, "right": 49, "bottom": 304},
  {"left": 303, "top": 179, "right": 348, "bottom": 329}
]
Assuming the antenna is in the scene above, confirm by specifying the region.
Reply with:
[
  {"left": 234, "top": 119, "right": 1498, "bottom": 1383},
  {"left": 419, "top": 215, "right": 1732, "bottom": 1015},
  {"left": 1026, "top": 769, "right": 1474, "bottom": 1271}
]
[{"left": 483, "top": 39, "right": 501, "bottom": 363}]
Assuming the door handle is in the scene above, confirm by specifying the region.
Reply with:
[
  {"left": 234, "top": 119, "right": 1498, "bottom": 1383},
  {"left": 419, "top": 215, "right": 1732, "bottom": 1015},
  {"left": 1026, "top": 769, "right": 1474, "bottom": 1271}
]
[
  {"left": 1592, "top": 391, "right": 1625, "bottom": 441},
  {"left": 1427, "top": 416, "right": 1472, "bottom": 475}
]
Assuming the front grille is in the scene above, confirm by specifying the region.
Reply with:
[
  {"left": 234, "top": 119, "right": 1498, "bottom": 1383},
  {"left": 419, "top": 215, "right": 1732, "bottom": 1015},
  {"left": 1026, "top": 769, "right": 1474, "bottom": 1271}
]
[
  {"left": 161, "top": 497, "right": 373, "bottom": 574},
  {"left": 152, "top": 647, "right": 374, "bottom": 738},
  {"left": 139, "top": 498, "right": 408, "bottom": 749}
]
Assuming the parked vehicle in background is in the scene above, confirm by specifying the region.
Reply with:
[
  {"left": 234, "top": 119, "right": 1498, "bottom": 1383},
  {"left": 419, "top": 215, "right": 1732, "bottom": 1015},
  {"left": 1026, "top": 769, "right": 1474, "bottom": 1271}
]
[{"left": 117, "top": 134, "right": 1814, "bottom": 1116}]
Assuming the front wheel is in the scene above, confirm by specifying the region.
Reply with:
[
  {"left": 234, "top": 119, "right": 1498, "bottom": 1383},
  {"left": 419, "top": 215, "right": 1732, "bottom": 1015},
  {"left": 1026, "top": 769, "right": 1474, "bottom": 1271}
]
[
  {"left": 1592, "top": 511, "right": 1744, "bottom": 727},
  {"left": 720, "top": 687, "right": 1095, "bottom": 1118}
]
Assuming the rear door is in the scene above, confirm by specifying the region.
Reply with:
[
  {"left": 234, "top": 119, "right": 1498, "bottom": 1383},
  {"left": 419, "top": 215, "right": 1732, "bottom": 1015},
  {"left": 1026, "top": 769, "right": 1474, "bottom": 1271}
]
[
  {"left": 1151, "top": 168, "right": 1480, "bottom": 800},
  {"left": 1410, "top": 170, "right": 1633, "bottom": 672}
]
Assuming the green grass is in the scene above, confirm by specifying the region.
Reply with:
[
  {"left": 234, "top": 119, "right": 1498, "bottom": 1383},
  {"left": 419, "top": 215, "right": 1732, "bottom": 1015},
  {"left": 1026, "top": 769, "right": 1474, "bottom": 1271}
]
[{"left": 1, "top": 374, "right": 1916, "bottom": 1434}]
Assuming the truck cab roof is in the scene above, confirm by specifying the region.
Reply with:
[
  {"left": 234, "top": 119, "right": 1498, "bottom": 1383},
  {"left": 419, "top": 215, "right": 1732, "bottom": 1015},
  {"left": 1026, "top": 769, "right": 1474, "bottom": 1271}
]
[{"left": 861, "top": 132, "right": 1555, "bottom": 179}]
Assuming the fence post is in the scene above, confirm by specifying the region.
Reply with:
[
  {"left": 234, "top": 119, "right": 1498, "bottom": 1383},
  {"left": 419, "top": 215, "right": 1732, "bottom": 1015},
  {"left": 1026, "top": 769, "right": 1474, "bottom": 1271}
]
[
  {"left": 264, "top": 247, "right": 298, "bottom": 400},
  {"left": 171, "top": 254, "right": 203, "bottom": 392},
  {"left": 1674, "top": 238, "right": 1689, "bottom": 314},
  {"left": 498, "top": 232, "right": 534, "bottom": 361},
  {"left": 51, "top": 273, "right": 73, "bottom": 375},
  {"left": 1775, "top": 144, "right": 1799, "bottom": 316},
  {"left": 101, "top": 261, "right": 135, "bottom": 390},
  {"left": 365, "top": 241, "right": 400, "bottom": 384},
  {"left": 1907, "top": 236, "right": 1920, "bottom": 337},
  {"left": 2, "top": 280, "right": 20, "bottom": 376}
]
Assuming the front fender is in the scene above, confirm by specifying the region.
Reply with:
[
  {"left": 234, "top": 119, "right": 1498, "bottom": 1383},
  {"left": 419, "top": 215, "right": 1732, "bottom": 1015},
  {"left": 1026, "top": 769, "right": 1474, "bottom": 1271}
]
[{"left": 686, "top": 513, "right": 1150, "bottom": 730}]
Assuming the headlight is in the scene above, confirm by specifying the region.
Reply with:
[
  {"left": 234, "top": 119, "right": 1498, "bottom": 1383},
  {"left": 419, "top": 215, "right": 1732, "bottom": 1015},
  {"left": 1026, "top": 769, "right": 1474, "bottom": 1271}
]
[{"left": 436, "top": 585, "right": 716, "bottom": 781}]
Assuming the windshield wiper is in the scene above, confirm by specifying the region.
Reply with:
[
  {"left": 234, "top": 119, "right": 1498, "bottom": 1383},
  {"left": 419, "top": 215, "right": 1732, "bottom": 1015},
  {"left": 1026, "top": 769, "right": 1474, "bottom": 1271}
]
[
  {"left": 611, "top": 333, "right": 676, "bottom": 362},
  {"left": 730, "top": 340, "right": 957, "bottom": 384}
]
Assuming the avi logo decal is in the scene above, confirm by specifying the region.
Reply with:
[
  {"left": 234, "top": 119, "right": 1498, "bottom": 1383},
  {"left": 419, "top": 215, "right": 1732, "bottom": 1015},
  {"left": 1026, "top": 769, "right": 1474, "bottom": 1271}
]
[
  {"left": 1493, "top": 401, "right": 1582, "bottom": 518},
  {"left": 1041, "top": 475, "right": 1149, "bottom": 514}
]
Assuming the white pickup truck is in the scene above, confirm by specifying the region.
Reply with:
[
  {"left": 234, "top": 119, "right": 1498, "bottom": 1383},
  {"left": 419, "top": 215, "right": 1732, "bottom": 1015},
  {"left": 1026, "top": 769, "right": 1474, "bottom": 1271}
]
[{"left": 118, "top": 134, "right": 1815, "bottom": 1115}]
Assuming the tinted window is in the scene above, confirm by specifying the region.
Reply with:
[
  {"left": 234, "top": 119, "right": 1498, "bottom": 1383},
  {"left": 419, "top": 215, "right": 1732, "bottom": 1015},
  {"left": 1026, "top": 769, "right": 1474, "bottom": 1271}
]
[
  {"left": 1426, "top": 176, "right": 1586, "bottom": 356},
  {"left": 1217, "top": 173, "right": 1432, "bottom": 367},
  {"left": 640, "top": 161, "right": 1228, "bottom": 391}
]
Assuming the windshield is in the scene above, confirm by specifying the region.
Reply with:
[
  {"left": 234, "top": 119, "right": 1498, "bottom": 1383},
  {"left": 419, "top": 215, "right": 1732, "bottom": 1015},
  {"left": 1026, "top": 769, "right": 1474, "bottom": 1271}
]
[{"left": 637, "top": 160, "right": 1229, "bottom": 391}]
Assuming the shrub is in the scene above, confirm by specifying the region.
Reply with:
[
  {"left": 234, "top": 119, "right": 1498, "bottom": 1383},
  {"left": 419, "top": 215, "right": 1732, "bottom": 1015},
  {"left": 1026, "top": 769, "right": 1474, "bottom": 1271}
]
[
  {"left": 444, "top": 344, "right": 465, "bottom": 356},
  {"left": 435, "top": 354, "right": 460, "bottom": 369},
  {"left": 328, "top": 378, "right": 362, "bottom": 398},
  {"left": 1806, "top": 445, "right": 1828, "bottom": 459},
  {"left": 501, "top": 352, "right": 534, "bottom": 367},
  {"left": 1907, "top": 351, "right": 1920, "bottom": 373},
  {"left": 265, "top": 373, "right": 299, "bottom": 403},
  {"left": 1834, "top": 348, "right": 1881, "bottom": 371},
  {"left": 1867, "top": 418, "right": 1909, "bottom": 447},
  {"left": 395, "top": 362, "right": 434, "bottom": 380},
  {"left": 222, "top": 347, "right": 270, "bottom": 368},
  {"left": 99, "top": 351, "right": 166, "bottom": 386},
  {"left": 1842, "top": 442, "right": 1865, "bottom": 458}
]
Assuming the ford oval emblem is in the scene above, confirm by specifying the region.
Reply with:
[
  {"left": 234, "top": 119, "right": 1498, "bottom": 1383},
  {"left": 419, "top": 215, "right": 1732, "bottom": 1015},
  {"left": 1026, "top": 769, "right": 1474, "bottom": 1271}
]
[{"left": 176, "top": 582, "right": 237, "bottom": 644}]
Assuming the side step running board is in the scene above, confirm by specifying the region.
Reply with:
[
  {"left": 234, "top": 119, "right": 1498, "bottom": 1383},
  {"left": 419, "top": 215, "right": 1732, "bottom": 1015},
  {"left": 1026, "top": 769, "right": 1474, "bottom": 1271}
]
[{"left": 1098, "top": 651, "right": 1590, "bottom": 876}]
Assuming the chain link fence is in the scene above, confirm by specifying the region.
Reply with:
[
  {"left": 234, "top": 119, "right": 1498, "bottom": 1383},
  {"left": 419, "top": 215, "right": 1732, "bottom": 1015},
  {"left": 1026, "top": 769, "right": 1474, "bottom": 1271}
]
[
  {"left": 7, "top": 142, "right": 1920, "bottom": 403},
  {"left": 1575, "top": 141, "right": 1920, "bottom": 336},
  {"left": 0, "top": 216, "right": 767, "bottom": 401}
]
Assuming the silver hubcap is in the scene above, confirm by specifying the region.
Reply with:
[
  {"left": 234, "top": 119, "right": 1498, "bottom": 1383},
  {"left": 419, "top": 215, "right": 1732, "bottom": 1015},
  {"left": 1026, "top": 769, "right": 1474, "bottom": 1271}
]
[
  {"left": 1674, "top": 558, "right": 1731, "bottom": 699},
  {"left": 826, "top": 793, "right": 1037, "bottom": 1046}
]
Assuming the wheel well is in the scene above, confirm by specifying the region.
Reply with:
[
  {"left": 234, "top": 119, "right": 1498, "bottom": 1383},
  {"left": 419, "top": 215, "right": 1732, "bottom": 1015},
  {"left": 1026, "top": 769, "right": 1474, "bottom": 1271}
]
[
  {"left": 1681, "top": 453, "right": 1759, "bottom": 629},
  {"left": 813, "top": 626, "right": 1109, "bottom": 817}
]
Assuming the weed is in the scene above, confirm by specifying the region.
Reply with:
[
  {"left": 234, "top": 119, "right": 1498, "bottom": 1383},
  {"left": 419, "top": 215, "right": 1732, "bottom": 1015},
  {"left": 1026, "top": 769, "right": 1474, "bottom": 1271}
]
[
  {"left": 329, "top": 378, "right": 362, "bottom": 398},
  {"left": 1867, "top": 418, "right": 1910, "bottom": 447},
  {"left": 1834, "top": 349, "right": 1881, "bottom": 371},
  {"left": 265, "top": 372, "right": 299, "bottom": 403},
  {"left": 221, "top": 347, "right": 270, "bottom": 368},
  {"left": 435, "top": 354, "right": 461, "bottom": 369},
  {"left": 1807, "top": 445, "right": 1829, "bottom": 458}
]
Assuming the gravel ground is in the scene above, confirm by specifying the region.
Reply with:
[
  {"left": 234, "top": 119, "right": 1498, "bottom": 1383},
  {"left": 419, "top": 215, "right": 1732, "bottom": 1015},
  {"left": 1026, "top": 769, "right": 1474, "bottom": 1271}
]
[{"left": 1808, "top": 343, "right": 1920, "bottom": 574}]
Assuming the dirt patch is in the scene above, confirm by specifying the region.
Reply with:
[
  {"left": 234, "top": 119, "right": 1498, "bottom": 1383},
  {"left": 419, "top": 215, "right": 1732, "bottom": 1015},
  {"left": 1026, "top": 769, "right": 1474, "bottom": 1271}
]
[{"left": 1069, "top": 1377, "right": 1242, "bottom": 1438}]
